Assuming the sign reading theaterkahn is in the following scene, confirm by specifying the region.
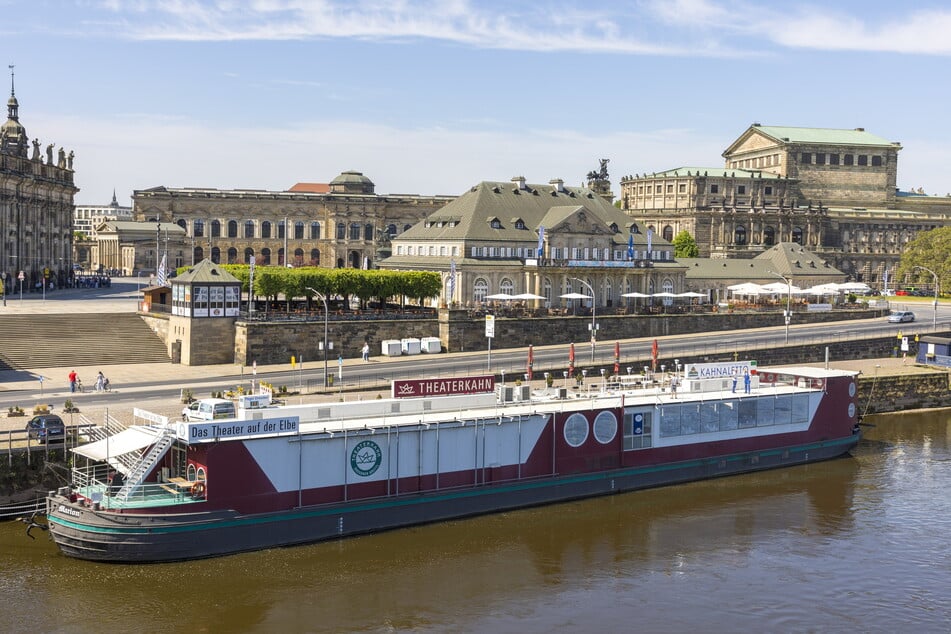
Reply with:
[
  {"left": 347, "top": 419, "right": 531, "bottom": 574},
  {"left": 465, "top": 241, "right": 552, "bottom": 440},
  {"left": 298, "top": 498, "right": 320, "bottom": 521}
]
[{"left": 392, "top": 375, "right": 495, "bottom": 399}]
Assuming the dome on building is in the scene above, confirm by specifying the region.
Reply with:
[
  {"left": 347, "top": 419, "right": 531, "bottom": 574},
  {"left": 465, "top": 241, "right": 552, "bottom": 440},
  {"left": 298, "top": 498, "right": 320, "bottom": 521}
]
[
  {"left": 0, "top": 94, "right": 27, "bottom": 154},
  {"left": 329, "top": 170, "right": 375, "bottom": 194}
]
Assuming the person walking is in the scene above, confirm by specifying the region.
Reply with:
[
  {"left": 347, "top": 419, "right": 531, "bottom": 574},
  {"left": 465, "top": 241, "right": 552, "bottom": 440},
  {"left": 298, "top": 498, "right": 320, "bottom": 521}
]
[
  {"left": 361, "top": 342, "right": 370, "bottom": 362},
  {"left": 96, "top": 371, "right": 105, "bottom": 392},
  {"left": 743, "top": 370, "right": 751, "bottom": 394},
  {"left": 731, "top": 374, "right": 738, "bottom": 393},
  {"left": 68, "top": 370, "right": 78, "bottom": 393}
]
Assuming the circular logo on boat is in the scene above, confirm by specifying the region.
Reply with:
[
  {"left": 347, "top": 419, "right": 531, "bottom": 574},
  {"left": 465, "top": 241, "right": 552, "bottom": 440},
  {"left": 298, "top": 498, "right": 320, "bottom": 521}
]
[{"left": 350, "top": 440, "right": 382, "bottom": 477}]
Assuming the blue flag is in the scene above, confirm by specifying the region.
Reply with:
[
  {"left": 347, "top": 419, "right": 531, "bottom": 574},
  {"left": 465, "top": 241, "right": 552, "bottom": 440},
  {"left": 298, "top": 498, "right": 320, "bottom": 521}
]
[
  {"left": 646, "top": 229, "right": 653, "bottom": 257},
  {"left": 537, "top": 226, "right": 545, "bottom": 257},
  {"left": 448, "top": 258, "right": 456, "bottom": 303},
  {"left": 627, "top": 233, "right": 634, "bottom": 260}
]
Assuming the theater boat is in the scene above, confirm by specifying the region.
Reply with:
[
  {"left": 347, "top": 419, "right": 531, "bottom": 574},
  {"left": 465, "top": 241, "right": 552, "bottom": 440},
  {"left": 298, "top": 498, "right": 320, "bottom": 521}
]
[{"left": 44, "top": 362, "right": 861, "bottom": 562}]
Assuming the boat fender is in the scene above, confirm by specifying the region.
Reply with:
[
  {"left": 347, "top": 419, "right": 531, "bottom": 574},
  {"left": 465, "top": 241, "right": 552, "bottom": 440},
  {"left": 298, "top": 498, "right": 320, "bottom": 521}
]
[{"left": 191, "top": 482, "right": 206, "bottom": 498}]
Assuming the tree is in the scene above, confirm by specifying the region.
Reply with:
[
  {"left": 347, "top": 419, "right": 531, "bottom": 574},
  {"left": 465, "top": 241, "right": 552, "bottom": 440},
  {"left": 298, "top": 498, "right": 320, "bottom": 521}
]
[
  {"left": 896, "top": 226, "right": 951, "bottom": 293},
  {"left": 672, "top": 230, "right": 699, "bottom": 258}
]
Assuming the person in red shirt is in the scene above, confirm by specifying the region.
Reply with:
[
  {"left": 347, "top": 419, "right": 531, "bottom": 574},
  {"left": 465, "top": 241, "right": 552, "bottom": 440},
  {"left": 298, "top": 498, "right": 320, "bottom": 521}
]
[{"left": 68, "top": 370, "right": 78, "bottom": 393}]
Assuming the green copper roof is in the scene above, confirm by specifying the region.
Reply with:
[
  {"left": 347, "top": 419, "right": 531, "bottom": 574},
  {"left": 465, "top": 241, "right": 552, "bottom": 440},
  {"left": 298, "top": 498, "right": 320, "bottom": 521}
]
[{"left": 753, "top": 125, "right": 895, "bottom": 147}]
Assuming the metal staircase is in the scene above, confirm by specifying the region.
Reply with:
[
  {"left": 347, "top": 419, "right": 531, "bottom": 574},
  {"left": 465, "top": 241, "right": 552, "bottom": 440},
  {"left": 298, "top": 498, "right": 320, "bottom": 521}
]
[{"left": 114, "top": 427, "right": 176, "bottom": 502}]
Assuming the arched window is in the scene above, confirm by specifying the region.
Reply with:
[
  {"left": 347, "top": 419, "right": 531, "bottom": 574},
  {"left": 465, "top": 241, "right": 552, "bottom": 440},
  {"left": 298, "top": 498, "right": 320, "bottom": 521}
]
[
  {"left": 734, "top": 225, "right": 747, "bottom": 245},
  {"left": 336, "top": 257, "right": 344, "bottom": 268},
  {"left": 310, "top": 248, "right": 320, "bottom": 265},
  {"left": 662, "top": 278, "right": 674, "bottom": 306},
  {"left": 349, "top": 223, "right": 361, "bottom": 240},
  {"left": 244, "top": 247, "right": 254, "bottom": 264},
  {"left": 261, "top": 221, "right": 271, "bottom": 238},
  {"left": 227, "top": 247, "right": 237, "bottom": 264},
  {"left": 763, "top": 226, "right": 776, "bottom": 246},
  {"left": 310, "top": 222, "right": 320, "bottom": 240},
  {"left": 543, "top": 277, "right": 552, "bottom": 307},
  {"left": 244, "top": 220, "right": 255, "bottom": 238},
  {"left": 227, "top": 220, "right": 238, "bottom": 238},
  {"left": 403, "top": 224, "right": 412, "bottom": 232},
  {"left": 792, "top": 227, "right": 803, "bottom": 244},
  {"left": 294, "top": 248, "right": 304, "bottom": 267},
  {"left": 336, "top": 223, "right": 346, "bottom": 239},
  {"left": 277, "top": 220, "right": 286, "bottom": 240},
  {"left": 295, "top": 221, "right": 304, "bottom": 240},
  {"left": 211, "top": 220, "right": 221, "bottom": 238},
  {"left": 349, "top": 251, "right": 361, "bottom": 268},
  {"left": 211, "top": 247, "right": 220, "bottom": 264},
  {"left": 193, "top": 247, "right": 203, "bottom": 262},
  {"left": 194, "top": 219, "right": 205, "bottom": 237},
  {"left": 278, "top": 248, "right": 285, "bottom": 266},
  {"left": 364, "top": 224, "right": 373, "bottom": 240},
  {"left": 500, "top": 277, "right": 515, "bottom": 295},
  {"left": 387, "top": 224, "right": 397, "bottom": 236},
  {"left": 260, "top": 248, "right": 271, "bottom": 265},
  {"left": 473, "top": 278, "right": 488, "bottom": 303},
  {"left": 663, "top": 225, "right": 674, "bottom": 242}
]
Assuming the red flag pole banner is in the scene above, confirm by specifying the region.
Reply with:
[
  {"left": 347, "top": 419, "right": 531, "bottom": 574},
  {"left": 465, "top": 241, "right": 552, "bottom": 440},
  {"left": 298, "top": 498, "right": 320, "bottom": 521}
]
[
  {"left": 614, "top": 341, "right": 620, "bottom": 377},
  {"left": 568, "top": 342, "right": 575, "bottom": 377},
  {"left": 651, "top": 339, "right": 659, "bottom": 372},
  {"left": 527, "top": 345, "right": 534, "bottom": 381}
]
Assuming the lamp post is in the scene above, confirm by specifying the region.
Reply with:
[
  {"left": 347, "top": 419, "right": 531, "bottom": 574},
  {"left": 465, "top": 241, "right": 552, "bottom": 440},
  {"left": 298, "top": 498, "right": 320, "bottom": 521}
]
[
  {"left": 914, "top": 265, "right": 939, "bottom": 331},
  {"left": 769, "top": 271, "right": 793, "bottom": 343},
  {"left": 570, "top": 277, "right": 597, "bottom": 362},
  {"left": 306, "top": 287, "right": 329, "bottom": 388}
]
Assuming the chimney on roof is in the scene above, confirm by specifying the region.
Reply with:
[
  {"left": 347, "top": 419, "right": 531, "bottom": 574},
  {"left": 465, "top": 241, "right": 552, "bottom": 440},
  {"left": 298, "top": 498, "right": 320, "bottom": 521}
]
[
  {"left": 512, "top": 176, "right": 526, "bottom": 190},
  {"left": 549, "top": 178, "right": 565, "bottom": 193},
  {"left": 855, "top": 127, "right": 865, "bottom": 132}
]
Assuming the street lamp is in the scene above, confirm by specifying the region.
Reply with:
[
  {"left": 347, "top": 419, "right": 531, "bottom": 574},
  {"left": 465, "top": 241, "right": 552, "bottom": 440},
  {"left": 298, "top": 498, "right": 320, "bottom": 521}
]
[
  {"left": 914, "top": 265, "right": 939, "bottom": 331},
  {"left": 769, "top": 271, "right": 793, "bottom": 343},
  {"left": 570, "top": 277, "right": 597, "bottom": 362},
  {"left": 305, "top": 287, "right": 330, "bottom": 387}
]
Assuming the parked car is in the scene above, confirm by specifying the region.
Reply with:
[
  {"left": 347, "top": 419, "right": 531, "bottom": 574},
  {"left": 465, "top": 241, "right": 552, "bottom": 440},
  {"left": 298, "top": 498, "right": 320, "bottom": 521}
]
[
  {"left": 184, "top": 398, "right": 236, "bottom": 421},
  {"left": 888, "top": 310, "right": 916, "bottom": 323},
  {"left": 895, "top": 290, "right": 909, "bottom": 296},
  {"left": 25, "top": 414, "right": 66, "bottom": 443},
  {"left": 182, "top": 401, "right": 200, "bottom": 420}
]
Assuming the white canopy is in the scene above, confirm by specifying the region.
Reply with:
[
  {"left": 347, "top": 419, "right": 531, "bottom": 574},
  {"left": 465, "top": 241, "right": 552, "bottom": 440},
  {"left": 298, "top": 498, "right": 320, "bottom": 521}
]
[
  {"left": 838, "top": 282, "right": 872, "bottom": 292},
  {"left": 805, "top": 283, "right": 842, "bottom": 295},
  {"left": 727, "top": 282, "right": 766, "bottom": 295},
  {"left": 677, "top": 292, "right": 707, "bottom": 298},
  {"left": 622, "top": 292, "right": 651, "bottom": 298},
  {"left": 560, "top": 292, "right": 591, "bottom": 300},
  {"left": 72, "top": 426, "right": 161, "bottom": 463},
  {"left": 512, "top": 293, "right": 546, "bottom": 300},
  {"left": 485, "top": 293, "right": 515, "bottom": 300},
  {"left": 651, "top": 292, "right": 677, "bottom": 298},
  {"left": 759, "top": 281, "right": 806, "bottom": 294}
]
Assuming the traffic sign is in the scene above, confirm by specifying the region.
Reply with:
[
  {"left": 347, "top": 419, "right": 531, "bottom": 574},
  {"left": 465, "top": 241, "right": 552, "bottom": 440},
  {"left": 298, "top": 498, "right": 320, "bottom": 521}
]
[{"left": 17, "top": 270, "right": 24, "bottom": 281}]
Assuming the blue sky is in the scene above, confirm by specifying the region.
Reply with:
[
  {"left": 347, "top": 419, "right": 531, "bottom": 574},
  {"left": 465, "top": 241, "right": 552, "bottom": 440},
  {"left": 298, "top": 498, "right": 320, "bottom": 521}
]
[{"left": 5, "top": 0, "right": 951, "bottom": 205}]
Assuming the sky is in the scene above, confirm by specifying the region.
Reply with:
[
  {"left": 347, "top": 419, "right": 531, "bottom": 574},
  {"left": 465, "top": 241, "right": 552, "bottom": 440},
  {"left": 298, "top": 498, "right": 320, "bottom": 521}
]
[{"left": 4, "top": 0, "right": 951, "bottom": 206}]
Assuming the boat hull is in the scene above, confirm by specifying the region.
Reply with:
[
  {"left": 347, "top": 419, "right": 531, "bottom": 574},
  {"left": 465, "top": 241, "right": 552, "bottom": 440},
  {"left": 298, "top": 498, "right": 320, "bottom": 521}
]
[{"left": 48, "top": 433, "right": 858, "bottom": 562}]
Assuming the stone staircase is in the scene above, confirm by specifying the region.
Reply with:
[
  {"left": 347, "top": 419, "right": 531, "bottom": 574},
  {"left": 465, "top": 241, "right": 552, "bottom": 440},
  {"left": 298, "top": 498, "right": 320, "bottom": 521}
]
[{"left": 0, "top": 314, "right": 169, "bottom": 370}]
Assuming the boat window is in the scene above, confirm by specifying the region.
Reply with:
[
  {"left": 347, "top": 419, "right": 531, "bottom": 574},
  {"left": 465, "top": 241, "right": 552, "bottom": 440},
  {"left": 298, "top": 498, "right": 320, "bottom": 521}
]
[
  {"left": 756, "top": 398, "right": 775, "bottom": 426},
  {"left": 659, "top": 406, "right": 682, "bottom": 438},
  {"left": 563, "top": 413, "right": 589, "bottom": 448},
  {"left": 623, "top": 410, "right": 652, "bottom": 450},
  {"left": 774, "top": 396, "right": 793, "bottom": 425},
  {"left": 719, "top": 401, "right": 738, "bottom": 430},
  {"left": 737, "top": 400, "right": 757, "bottom": 428},
  {"left": 593, "top": 411, "right": 618, "bottom": 444},
  {"left": 196, "top": 467, "right": 206, "bottom": 482},
  {"left": 187, "top": 463, "right": 197, "bottom": 481},
  {"left": 792, "top": 394, "right": 810, "bottom": 423},
  {"left": 680, "top": 403, "right": 701, "bottom": 435},
  {"left": 700, "top": 402, "right": 719, "bottom": 433}
]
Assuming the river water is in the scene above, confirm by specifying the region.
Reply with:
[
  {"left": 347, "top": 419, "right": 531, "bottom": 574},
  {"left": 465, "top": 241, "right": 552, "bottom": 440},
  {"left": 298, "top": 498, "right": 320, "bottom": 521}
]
[{"left": 1, "top": 409, "right": 949, "bottom": 633}]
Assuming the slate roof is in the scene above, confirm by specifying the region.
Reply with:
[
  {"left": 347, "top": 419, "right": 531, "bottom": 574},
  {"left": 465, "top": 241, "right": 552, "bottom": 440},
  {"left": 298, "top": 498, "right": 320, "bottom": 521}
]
[
  {"left": 173, "top": 258, "right": 241, "bottom": 284},
  {"left": 680, "top": 243, "right": 844, "bottom": 281},
  {"left": 396, "top": 179, "right": 657, "bottom": 248},
  {"left": 748, "top": 125, "right": 895, "bottom": 147}
]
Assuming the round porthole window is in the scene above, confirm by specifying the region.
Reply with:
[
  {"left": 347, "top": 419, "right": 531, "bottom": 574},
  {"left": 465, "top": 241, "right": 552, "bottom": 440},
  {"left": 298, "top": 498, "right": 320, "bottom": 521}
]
[
  {"left": 593, "top": 411, "right": 618, "bottom": 444},
  {"left": 563, "top": 413, "right": 589, "bottom": 448},
  {"left": 848, "top": 402, "right": 856, "bottom": 418},
  {"left": 849, "top": 382, "right": 856, "bottom": 397}
]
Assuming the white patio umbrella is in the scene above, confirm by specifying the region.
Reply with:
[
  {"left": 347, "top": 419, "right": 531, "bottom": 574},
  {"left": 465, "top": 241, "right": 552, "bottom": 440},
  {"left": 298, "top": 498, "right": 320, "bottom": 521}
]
[
  {"left": 805, "top": 283, "right": 841, "bottom": 295},
  {"left": 838, "top": 282, "right": 871, "bottom": 292},
  {"left": 727, "top": 282, "right": 766, "bottom": 295},
  {"left": 559, "top": 292, "right": 591, "bottom": 300},
  {"left": 759, "top": 281, "right": 805, "bottom": 294},
  {"left": 512, "top": 293, "right": 546, "bottom": 300},
  {"left": 485, "top": 293, "right": 515, "bottom": 300},
  {"left": 622, "top": 291, "right": 651, "bottom": 298},
  {"left": 676, "top": 292, "right": 707, "bottom": 297}
]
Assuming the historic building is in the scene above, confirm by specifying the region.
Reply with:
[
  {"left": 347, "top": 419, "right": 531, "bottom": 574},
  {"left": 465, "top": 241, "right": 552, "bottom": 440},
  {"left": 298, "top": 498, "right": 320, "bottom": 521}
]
[
  {"left": 129, "top": 170, "right": 454, "bottom": 271},
  {"left": 74, "top": 192, "right": 133, "bottom": 237},
  {"left": 92, "top": 220, "right": 187, "bottom": 276},
  {"left": 0, "top": 71, "right": 77, "bottom": 291},
  {"left": 380, "top": 173, "right": 684, "bottom": 310},
  {"left": 619, "top": 124, "right": 951, "bottom": 287}
]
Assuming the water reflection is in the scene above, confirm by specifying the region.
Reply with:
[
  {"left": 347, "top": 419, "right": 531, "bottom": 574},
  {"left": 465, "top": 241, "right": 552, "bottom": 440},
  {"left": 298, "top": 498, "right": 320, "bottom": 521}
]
[{"left": 3, "top": 410, "right": 950, "bottom": 632}]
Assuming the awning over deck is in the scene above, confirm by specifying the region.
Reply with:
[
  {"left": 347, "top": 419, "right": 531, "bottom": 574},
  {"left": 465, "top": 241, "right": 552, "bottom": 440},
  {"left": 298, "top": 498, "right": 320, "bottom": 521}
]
[{"left": 73, "top": 427, "right": 161, "bottom": 461}]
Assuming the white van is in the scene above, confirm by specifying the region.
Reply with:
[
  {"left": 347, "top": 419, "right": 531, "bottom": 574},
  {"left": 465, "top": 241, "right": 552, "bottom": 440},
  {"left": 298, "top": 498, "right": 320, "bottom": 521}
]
[{"left": 185, "top": 398, "right": 237, "bottom": 421}]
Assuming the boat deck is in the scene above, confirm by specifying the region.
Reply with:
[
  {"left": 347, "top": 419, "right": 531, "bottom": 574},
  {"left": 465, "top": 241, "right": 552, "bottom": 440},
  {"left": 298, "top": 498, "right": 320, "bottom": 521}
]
[{"left": 73, "top": 480, "right": 204, "bottom": 510}]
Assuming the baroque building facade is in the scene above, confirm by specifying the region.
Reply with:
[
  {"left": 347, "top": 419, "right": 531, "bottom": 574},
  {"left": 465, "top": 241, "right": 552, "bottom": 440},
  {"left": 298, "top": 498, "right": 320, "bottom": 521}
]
[
  {"left": 128, "top": 170, "right": 453, "bottom": 273},
  {"left": 381, "top": 174, "right": 683, "bottom": 311},
  {"left": 619, "top": 124, "right": 951, "bottom": 287},
  {"left": 0, "top": 73, "right": 77, "bottom": 291}
]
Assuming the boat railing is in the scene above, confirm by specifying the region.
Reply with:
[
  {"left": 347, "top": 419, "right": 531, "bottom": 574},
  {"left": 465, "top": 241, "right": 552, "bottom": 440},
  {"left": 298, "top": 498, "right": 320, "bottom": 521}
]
[{"left": 69, "top": 463, "right": 197, "bottom": 509}]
